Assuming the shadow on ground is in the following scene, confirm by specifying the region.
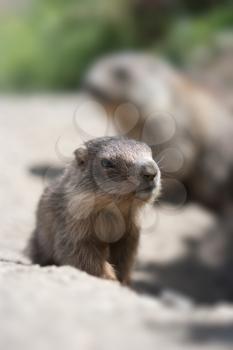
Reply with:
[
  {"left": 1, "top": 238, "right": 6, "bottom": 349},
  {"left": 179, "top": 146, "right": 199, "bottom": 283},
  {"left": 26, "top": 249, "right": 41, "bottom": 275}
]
[
  {"left": 133, "top": 216, "right": 233, "bottom": 304},
  {"left": 29, "top": 164, "right": 63, "bottom": 180},
  {"left": 187, "top": 323, "right": 233, "bottom": 345}
]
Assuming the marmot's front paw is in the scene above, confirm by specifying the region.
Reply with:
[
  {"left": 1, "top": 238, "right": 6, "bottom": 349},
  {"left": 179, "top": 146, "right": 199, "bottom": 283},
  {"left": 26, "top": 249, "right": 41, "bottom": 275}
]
[{"left": 102, "top": 262, "right": 117, "bottom": 281}]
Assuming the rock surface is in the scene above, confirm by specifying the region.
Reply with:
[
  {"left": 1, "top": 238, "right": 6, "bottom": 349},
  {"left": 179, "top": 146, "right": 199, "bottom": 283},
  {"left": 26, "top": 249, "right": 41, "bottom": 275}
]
[{"left": 1, "top": 96, "right": 233, "bottom": 350}]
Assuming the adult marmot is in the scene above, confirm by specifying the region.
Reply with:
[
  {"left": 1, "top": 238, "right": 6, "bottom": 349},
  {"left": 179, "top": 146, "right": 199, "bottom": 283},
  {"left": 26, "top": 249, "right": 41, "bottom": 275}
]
[{"left": 84, "top": 52, "right": 233, "bottom": 210}]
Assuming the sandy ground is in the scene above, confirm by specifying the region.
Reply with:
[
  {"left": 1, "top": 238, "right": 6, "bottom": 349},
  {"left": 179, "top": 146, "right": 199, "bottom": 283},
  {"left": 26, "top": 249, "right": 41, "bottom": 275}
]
[{"left": 1, "top": 95, "right": 233, "bottom": 350}]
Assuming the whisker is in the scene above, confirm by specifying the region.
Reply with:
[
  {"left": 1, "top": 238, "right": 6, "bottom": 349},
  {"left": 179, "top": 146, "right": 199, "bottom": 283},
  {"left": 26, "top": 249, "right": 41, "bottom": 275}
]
[{"left": 156, "top": 156, "right": 165, "bottom": 166}]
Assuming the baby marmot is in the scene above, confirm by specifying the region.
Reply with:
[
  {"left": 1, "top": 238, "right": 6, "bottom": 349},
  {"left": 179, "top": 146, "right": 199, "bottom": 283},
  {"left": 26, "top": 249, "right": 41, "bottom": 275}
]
[{"left": 29, "top": 137, "right": 161, "bottom": 284}]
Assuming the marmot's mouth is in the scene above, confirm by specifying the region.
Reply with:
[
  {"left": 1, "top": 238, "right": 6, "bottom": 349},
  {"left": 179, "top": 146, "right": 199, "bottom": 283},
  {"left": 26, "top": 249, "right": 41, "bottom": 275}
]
[
  {"left": 137, "top": 184, "right": 155, "bottom": 194},
  {"left": 135, "top": 185, "right": 156, "bottom": 200}
]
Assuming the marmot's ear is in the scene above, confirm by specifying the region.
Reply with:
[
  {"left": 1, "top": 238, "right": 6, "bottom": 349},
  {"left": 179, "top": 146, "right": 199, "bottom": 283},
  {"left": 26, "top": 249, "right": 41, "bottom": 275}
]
[{"left": 74, "top": 146, "right": 88, "bottom": 168}]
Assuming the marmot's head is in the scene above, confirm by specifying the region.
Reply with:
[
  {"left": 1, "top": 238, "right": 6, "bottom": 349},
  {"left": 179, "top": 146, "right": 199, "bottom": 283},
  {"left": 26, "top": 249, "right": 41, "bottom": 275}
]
[
  {"left": 74, "top": 137, "right": 161, "bottom": 201},
  {"left": 83, "top": 52, "right": 174, "bottom": 108}
]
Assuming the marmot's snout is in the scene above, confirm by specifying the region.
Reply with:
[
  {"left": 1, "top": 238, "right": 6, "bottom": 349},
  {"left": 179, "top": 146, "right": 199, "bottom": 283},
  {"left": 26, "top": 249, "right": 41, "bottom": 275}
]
[
  {"left": 95, "top": 158, "right": 160, "bottom": 199},
  {"left": 133, "top": 160, "right": 160, "bottom": 199}
]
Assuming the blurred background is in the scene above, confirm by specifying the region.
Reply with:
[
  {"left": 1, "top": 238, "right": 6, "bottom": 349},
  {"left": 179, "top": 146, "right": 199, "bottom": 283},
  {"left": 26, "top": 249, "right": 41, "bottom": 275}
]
[
  {"left": 0, "top": 1, "right": 233, "bottom": 350},
  {"left": 0, "top": 0, "right": 232, "bottom": 94}
]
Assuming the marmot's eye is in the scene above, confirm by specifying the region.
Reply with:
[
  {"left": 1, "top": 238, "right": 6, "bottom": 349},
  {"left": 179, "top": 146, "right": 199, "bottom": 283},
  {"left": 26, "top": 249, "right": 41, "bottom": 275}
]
[{"left": 101, "top": 159, "right": 114, "bottom": 168}]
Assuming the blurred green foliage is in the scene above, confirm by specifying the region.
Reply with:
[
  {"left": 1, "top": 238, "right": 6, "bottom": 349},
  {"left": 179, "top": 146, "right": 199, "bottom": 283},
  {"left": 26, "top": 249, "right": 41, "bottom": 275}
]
[
  {"left": 159, "top": 5, "right": 233, "bottom": 65},
  {"left": 0, "top": 0, "right": 232, "bottom": 91}
]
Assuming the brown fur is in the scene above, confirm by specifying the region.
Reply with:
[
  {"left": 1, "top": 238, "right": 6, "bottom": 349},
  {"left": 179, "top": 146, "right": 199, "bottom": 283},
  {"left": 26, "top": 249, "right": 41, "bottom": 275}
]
[{"left": 28, "top": 137, "right": 161, "bottom": 284}]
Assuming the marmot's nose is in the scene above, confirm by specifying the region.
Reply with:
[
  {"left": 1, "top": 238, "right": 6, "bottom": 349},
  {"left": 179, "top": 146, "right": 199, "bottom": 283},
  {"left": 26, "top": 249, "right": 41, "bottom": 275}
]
[{"left": 140, "top": 162, "right": 158, "bottom": 182}]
